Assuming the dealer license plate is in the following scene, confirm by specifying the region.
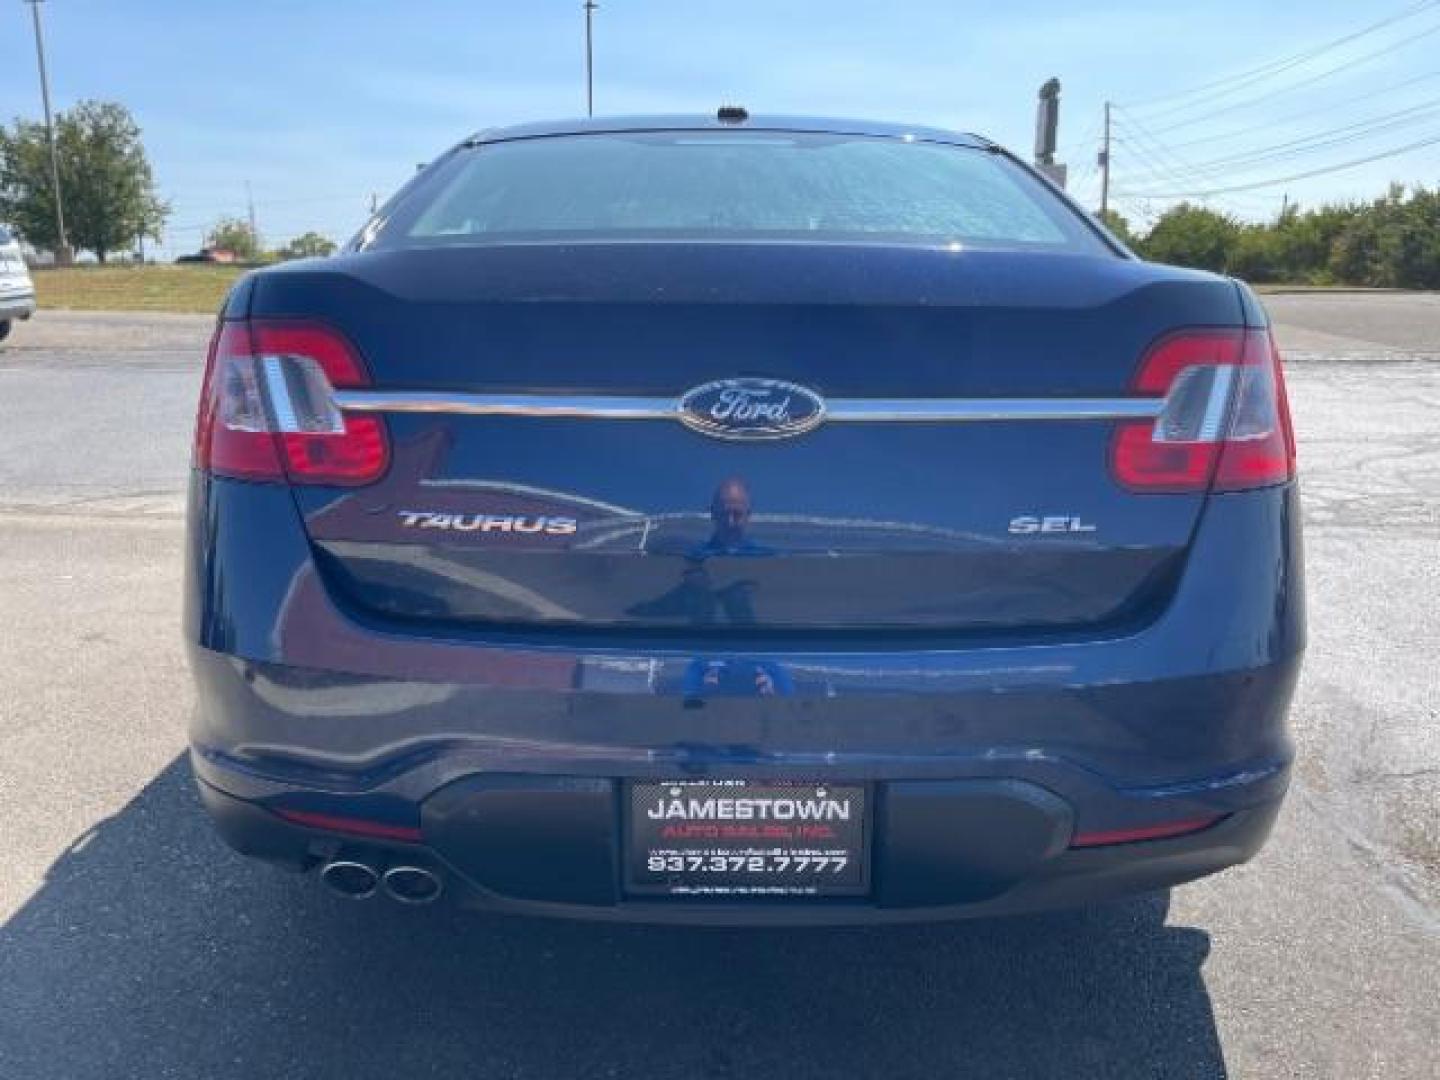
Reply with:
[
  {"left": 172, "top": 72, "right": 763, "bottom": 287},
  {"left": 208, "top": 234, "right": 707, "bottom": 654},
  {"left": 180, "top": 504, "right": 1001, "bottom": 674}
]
[{"left": 626, "top": 780, "right": 869, "bottom": 897}]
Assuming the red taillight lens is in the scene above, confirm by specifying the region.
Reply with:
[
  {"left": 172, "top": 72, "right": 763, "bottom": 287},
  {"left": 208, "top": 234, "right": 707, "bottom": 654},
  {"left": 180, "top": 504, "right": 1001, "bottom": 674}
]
[
  {"left": 194, "top": 322, "right": 287, "bottom": 481},
  {"left": 193, "top": 320, "right": 389, "bottom": 486},
  {"left": 1070, "top": 813, "right": 1226, "bottom": 848},
  {"left": 1213, "top": 332, "right": 1297, "bottom": 491},
  {"left": 1111, "top": 328, "right": 1296, "bottom": 493},
  {"left": 272, "top": 807, "right": 423, "bottom": 843}
]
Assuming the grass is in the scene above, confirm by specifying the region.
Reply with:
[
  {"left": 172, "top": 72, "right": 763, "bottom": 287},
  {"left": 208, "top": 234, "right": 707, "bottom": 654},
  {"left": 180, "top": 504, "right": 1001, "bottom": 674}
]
[{"left": 31, "top": 264, "right": 247, "bottom": 314}]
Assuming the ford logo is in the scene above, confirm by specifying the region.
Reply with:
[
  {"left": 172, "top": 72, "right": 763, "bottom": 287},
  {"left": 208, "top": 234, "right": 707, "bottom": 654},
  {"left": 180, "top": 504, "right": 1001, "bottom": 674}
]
[{"left": 678, "top": 378, "right": 826, "bottom": 440}]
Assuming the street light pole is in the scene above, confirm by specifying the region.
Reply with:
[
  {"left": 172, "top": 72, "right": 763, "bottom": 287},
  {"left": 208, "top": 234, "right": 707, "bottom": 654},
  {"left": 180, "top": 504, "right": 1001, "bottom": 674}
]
[
  {"left": 584, "top": 1, "right": 597, "bottom": 117},
  {"left": 1099, "top": 101, "right": 1112, "bottom": 217},
  {"left": 23, "top": 0, "right": 70, "bottom": 264}
]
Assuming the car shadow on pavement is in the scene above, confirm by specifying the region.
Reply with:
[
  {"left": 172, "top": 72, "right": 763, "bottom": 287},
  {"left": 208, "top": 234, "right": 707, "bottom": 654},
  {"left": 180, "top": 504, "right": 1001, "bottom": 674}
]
[{"left": 0, "top": 757, "right": 1228, "bottom": 1079}]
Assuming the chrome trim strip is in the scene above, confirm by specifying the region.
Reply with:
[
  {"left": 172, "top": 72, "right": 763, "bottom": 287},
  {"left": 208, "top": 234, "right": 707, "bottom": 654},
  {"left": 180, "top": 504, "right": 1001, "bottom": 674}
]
[
  {"left": 332, "top": 390, "right": 1164, "bottom": 423},
  {"left": 332, "top": 390, "right": 679, "bottom": 420},
  {"left": 824, "top": 398, "right": 1164, "bottom": 422}
]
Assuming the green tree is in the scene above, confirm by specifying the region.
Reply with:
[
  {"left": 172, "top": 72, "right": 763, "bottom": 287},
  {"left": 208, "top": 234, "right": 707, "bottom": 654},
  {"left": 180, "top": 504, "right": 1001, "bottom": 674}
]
[
  {"left": 277, "top": 231, "right": 337, "bottom": 260},
  {"left": 208, "top": 216, "right": 261, "bottom": 261},
  {"left": 1273, "top": 203, "right": 1359, "bottom": 283},
  {"left": 1229, "top": 222, "right": 1288, "bottom": 283},
  {"left": 0, "top": 100, "right": 168, "bottom": 261},
  {"left": 1210, "top": 201, "right": 1362, "bottom": 285},
  {"left": 1095, "top": 208, "right": 1137, "bottom": 248},
  {"left": 1103, "top": 187, "right": 1434, "bottom": 285},
  {"left": 1138, "top": 203, "right": 1240, "bottom": 273},
  {"left": 1329, "top": 185, "right": 1440, "bottom": 289}
]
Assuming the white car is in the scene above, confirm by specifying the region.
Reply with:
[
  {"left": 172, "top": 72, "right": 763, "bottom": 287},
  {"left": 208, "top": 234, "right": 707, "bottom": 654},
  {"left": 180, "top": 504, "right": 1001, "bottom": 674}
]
[{"left": 0, "top": 226, "right": 38, "bottom": 342}]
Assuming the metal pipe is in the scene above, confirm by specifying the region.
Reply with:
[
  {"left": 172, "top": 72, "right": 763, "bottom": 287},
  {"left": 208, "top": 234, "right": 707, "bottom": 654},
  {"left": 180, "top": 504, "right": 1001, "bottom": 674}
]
[
  {"left": 319, "top": 860, "right": 379, "bottom": 900},
  {"left": 382, "top": 866, "right": 443, "bottom": 905}
]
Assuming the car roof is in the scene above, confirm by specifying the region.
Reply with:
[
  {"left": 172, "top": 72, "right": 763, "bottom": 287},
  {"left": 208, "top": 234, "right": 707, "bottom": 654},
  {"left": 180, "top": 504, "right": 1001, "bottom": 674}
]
[{"left": 467, "top": 114, "right": 993, "bottom": 149}]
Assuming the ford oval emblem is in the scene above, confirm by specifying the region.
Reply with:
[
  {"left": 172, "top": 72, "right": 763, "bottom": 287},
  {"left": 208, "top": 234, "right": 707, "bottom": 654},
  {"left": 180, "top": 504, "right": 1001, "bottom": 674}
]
[{"left": 678, "top": 378, "right": 826, "bottom": 440}]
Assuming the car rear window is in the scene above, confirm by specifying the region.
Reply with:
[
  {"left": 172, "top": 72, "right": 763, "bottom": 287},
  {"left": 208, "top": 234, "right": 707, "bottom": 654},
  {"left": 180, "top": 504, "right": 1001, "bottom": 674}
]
[{"left": 374, "top": 131, "right": 1108, "bottom": 254}]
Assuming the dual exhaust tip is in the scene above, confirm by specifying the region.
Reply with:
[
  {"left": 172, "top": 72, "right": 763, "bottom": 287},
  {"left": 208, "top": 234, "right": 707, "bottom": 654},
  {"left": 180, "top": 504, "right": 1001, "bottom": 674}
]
[{"left": 319, "top": 860, "right": 443, "bottom": 905}]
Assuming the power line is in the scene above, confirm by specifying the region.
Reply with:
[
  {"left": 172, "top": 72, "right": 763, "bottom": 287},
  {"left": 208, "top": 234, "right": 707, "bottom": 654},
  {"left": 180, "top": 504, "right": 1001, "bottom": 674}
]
[
  {"left": 1111, "top": 141, "right": 1264, "bottom": 208},
  {"left": 1055, "top": 118, "right": 1101, "bottom": 158},
  {"left": 1108, "top": 110, "right": 1318, "bottom": 212},
  {"left": 1113, "top": 132, "right": 1211, "bottom": 189},
  {"left": 1124, "top": 0, "right": 1438, "bottom": 114},
  {"left": 1115, "top": 130, "right": 1440, "bottom": 198},
  {"left": 1164, "top": 100, "right": 1440, "bottom": 174},
  {"left": 1130, "top": 19, "right": 1440, "bottom": 137},
  {"left": 1110, "top": 139, "right": 1274, "bottom": 214},
  {"left": 1114, "top": 97, "right": 1440, "bottom": 180},
  {"left": 256, "top": 191, "right": 373, "bottom": 209},
  {"left": 1093, "top": 13, "right": 1440, "bottom": 218},
  {"left": 1157, "top": 68, "right": 1440, "bottom": 153},
  {"left": 1113, "top": 110, "right": 1243, "bottom": 190},
  {"left": 1106, "top": 136, "right": 1235, "bottom": 209}
]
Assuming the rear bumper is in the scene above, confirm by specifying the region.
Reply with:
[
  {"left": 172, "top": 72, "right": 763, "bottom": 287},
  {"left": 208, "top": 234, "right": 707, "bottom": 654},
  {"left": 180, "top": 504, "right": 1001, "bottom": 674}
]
[
  {"left": 196, "top": 766, "right": 1285, "bottom": 924},
  {"left": 186, "top": 475, "right": 1304, "bottom": 922},
  {"left": 189, "top": 631, "right": 1298, "bottom": 923},
  {"left": 0, "top": 292, "right": 36, "bottom": 321}
]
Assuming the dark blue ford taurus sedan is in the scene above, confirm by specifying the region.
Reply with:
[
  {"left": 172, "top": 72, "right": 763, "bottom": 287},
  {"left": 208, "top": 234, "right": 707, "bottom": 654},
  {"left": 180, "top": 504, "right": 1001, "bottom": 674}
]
[{"left": 185, "top": 112, "right": 1303, "bottom": 921}]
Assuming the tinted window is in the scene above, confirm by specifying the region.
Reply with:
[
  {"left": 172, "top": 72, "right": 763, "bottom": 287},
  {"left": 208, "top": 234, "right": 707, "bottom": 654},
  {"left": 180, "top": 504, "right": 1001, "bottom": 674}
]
[{"left": 376, "top": 132, "right": 1106, "bottom": 253}]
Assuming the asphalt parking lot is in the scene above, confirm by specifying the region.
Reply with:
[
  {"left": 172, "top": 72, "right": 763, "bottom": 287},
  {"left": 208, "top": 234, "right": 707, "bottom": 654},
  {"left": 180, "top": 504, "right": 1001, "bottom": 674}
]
[{"left": 1, "top": 294, "right": 1437, "bottom": 1078}]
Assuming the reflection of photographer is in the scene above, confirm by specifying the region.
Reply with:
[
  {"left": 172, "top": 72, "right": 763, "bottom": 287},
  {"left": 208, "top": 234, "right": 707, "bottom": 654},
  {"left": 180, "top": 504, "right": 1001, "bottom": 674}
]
[
  {"left": 628, "top": 477, "right": 770, "bottom": 625},
  {"left": 697, "top": 477, "right": 768, "bottom": 556}
]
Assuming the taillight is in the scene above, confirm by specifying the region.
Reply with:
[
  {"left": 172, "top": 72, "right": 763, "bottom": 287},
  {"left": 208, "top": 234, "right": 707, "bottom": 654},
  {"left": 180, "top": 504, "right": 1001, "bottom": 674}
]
[
  {"left": 194, "top": 320, "right": 389, "bottom": 485},
  {"left": 271, "top": 807, "right": 423, "bottom": 843},
  {"left": 1070, "top": 813, "right": 1226, "bottom": 848},
  {"left": 1111, "top": 328, "right": 1296, "bottom": 493}
]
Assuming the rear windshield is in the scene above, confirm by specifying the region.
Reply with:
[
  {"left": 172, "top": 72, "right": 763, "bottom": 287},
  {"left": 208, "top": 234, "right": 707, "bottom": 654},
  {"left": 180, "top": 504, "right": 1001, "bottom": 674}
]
[{"left": 372, "top": 131, "right": 1108, "bottom": 254}]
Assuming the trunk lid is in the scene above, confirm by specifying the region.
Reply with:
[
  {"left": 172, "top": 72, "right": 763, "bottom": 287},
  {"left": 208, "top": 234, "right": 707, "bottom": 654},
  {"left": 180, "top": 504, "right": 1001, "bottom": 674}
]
[{"left": 252, "top": 244, "right": 1242, "bottom": 634}]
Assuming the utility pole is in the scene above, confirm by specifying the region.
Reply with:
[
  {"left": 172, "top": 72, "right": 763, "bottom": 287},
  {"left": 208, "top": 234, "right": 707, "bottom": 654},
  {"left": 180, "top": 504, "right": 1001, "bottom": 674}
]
[
  {"left": 1099, "top": 101, "right": 1112, "bottom": 216},
  {"left": 24, "top": 0, "right": 70, "bottom": 264},
  {"left": 584, "top": 1, "right": 598, "bottom": 117},
  {"left": 246, "top": 181, "right": 258, "bottom": 252}
]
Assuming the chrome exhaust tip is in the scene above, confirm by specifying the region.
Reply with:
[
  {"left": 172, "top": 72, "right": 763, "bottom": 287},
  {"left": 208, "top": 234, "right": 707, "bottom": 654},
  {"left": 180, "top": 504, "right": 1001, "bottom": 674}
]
[
  {"left": 319, "top": 859, "right": 379, "bottom": 900},
  {"left": 382, "top": 865, "right": 443, "bottom": 905}
]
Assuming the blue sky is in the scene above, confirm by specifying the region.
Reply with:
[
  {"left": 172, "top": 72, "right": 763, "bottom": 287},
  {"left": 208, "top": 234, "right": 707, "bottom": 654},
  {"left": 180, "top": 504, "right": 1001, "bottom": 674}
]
[{"left": 3, "top": 0, "right": 1438, "bottom": 256}]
